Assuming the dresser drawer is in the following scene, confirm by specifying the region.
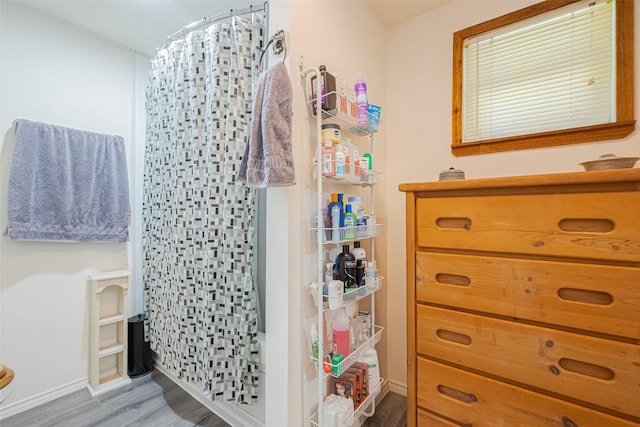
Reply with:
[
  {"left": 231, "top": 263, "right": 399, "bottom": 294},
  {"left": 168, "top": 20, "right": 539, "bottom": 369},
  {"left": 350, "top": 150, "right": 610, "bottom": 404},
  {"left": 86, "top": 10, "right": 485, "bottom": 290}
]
[
  {"left": 417, "top": 409, "right": 459, "bottom": 427},
  {"left": 416, "top": 305, "right": 640, "bottom": 417},
  {"left": 416, "top": 251, "right": 640, "bottom": 339},
  {"left": 417, "top": 357, "right": 639, "bottom": 427},
  {"left": 415, "top": 192, "right": 640, "bottom": 262}
]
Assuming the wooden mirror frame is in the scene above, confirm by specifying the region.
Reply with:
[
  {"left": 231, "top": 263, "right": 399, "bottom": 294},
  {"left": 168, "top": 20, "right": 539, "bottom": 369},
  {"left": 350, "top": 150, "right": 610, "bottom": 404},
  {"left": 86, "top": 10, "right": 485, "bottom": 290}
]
[{"left": 451, "top": 0, "right": 635, "bottom": 156}]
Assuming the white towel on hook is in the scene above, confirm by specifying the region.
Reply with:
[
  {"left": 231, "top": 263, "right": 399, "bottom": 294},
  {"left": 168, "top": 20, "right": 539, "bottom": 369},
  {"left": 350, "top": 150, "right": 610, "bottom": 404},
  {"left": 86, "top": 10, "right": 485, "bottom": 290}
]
[{"left": 237, "top": 61, "right": 295, "bottom": 188}]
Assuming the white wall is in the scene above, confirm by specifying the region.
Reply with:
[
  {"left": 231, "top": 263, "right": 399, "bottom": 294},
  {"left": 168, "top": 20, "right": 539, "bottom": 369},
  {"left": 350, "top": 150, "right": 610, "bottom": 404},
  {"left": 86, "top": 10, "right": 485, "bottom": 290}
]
[
  {"left": 0, "top": 3, "right": 144, "bottom": 411},
  {"left": 384, "top": 0, "right": 640, "bottom": 391}
]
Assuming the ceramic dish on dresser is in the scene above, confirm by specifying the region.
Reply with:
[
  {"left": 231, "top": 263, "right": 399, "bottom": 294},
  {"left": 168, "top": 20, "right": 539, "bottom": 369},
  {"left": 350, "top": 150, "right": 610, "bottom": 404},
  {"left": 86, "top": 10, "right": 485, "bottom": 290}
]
[{"left": 579, "top": 153, "right": 639, "bottom": 171}]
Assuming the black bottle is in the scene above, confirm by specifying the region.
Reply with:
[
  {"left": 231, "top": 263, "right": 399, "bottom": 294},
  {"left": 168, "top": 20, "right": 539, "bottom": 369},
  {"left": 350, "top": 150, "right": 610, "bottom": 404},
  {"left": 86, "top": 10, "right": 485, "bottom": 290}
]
[
  {"left": 311, "top": 64, "right": 337, "bottom": 114},
  {"left": 336, "top": 244, "right": 356, "bottom": 290}
]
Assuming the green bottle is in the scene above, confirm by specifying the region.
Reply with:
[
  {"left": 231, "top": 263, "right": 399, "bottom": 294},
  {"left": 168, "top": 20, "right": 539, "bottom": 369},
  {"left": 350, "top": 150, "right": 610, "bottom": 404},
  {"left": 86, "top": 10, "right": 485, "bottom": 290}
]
[{"left": 343, "top": 204, "right": 358, "bottom": 240}]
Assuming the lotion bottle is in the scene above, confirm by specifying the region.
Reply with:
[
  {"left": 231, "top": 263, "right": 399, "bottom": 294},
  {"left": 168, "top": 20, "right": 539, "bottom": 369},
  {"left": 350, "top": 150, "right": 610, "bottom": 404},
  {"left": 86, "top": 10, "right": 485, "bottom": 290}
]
[{"left": 355, "top": 73, "right": 369, "bottom": 127}]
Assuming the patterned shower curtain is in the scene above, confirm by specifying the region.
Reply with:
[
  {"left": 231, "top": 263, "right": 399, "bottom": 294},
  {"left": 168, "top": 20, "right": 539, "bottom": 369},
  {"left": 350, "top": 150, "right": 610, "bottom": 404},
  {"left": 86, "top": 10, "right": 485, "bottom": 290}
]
[{"left": 142, "top": 10, "right": 264, "bottom": 404}]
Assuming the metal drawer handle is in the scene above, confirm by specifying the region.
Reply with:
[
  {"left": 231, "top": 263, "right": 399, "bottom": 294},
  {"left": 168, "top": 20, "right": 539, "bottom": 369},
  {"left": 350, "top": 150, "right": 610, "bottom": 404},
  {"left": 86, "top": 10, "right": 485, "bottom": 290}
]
[
  {"left": 558, "top": 218, "right": 614, "bottom": 233},
  {"left": 437, "top": 384, "right": 478, "bottom": 404},
  {"left": 557, "top": 288, "right": 613, "bottom": 305},
  {"left": 436, "top": 217, "right": 471, "bottom": 230}
]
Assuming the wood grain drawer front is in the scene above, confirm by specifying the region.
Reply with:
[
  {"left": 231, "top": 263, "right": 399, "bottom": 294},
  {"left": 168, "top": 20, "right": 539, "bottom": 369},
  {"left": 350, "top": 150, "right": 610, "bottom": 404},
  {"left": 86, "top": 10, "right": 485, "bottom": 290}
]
[
  {"left": 417, "top": 357, "right": 640, "bottom": 427},
  {"left": 415, "top": 192, "right": 640, "bottom": 262},
  {"left": 416, "top": 305, "right": 640, "bottom": 417},
  {"left": 416, "top": 252, "right": 640, "bottom": 339},
  {"left": 417, "top": 409, "right": 460, "bottom": 427}
]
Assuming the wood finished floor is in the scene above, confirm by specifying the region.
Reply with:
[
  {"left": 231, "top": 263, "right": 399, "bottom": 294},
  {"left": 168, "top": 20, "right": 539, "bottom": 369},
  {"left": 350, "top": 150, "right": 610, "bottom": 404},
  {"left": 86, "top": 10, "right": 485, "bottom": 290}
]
[{"left": 1, "top": 370, "right": 406, "bottom": 427}]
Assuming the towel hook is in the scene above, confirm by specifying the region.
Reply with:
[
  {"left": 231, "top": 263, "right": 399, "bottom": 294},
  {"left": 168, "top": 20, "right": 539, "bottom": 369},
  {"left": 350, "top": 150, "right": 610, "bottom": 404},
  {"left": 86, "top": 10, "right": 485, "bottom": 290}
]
[{"left": 259, "top": 29, "right": 287, "bottom": 72}]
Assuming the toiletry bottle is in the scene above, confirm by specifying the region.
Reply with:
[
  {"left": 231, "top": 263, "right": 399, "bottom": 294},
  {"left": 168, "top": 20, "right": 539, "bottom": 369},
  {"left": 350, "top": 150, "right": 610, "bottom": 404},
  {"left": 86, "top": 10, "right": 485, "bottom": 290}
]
[
  {"left": 332, "top": 308, "right": 351, "bottom": 356},
  {"left": 310, "top": 324, "right": 319, "bottom": 359},
  {"left": 356, "top": 259, "right": 365, "bottom": 289},
  {"left": 349, "top": 88, "right": 358, "bottom": 119},
  {"left": 355, "top": 73, "right": 369, "bottom": 127},
  {"left": 336, "top": 244, "right": 356, "bottom": 289},
  {"left": 337, "top": 193, "right": 345, "bottom": 227},
  {"left": 328, "top": 279, "right": 344, "bottom": 310},
  {"left": 311, "top": 64, "right": 336, "bottom": 113},
  {"left": 365, "top": 261, "right": 377, "bottom": 288},
  {"left": 327, "top": 193, "right": 344, "bottom": 232},
  {"left": 339, "top": 140, "right": 350, "bottom": 175},
  {"left": 323, "top": 207, "right": 332, "bottom": 242},
  {"left": 361, "top": 152, "right": 373, "bottom": 183},
  {"left": 335, "top": 144, "right": 346, "bottom": 178},
  {"left": 351, "top": 241, "right": 366, "bottom": 264},
  {"left": 359, "top": 347, "right": 380, "bottom": 393},
  {"left": 331, "top": 204, "right": 341, "bottom": 242},
  {"left": 325, "top": 262, "right": 335, "bottom": 286},
  {"left": 367, "top": 212, "right": 376, "bottom": 237},
  {"left": 347, "top": 196, "right": 365, "bottom": 222},
  {"left": 339, "top": 79, "right": 348, "bottom": 114},
  {"left": 363, "top": 153, "right": 372, "bottom": 170},
  {"left": 344, "top": 254, "right": 357, "bottom": 292},
  {"left": 322, "top": 140, "right": 336, "bottom": 177},
  {"left": 313, "top": 214, "right": 325, "bottom": 243},
  {"left": 352, "top": 241, "right": 367, "bottom": 289},
  {"left": 343, "top": 204, "right": 358, "bottom": 240}
]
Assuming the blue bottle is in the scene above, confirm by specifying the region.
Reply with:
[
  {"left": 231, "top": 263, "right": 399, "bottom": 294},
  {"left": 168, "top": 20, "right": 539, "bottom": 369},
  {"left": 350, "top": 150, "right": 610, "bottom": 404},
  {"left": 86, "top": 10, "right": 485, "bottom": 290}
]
[{"left": 327, "top": 193, "right": 345, "bottom": 230}]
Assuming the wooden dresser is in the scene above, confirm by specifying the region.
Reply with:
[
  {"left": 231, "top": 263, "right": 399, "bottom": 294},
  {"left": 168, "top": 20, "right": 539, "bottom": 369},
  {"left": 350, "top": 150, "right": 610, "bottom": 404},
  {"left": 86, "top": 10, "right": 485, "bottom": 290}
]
[{"left": 399, "top": 169, "right": 640, "bottom": 427}]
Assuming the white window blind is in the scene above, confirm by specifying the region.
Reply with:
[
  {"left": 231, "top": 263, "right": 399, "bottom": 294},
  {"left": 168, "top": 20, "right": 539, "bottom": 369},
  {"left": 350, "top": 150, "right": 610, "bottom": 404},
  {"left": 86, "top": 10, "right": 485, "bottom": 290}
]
[{"left": 462, "top": 0, "right": 615, "bottom": 143}]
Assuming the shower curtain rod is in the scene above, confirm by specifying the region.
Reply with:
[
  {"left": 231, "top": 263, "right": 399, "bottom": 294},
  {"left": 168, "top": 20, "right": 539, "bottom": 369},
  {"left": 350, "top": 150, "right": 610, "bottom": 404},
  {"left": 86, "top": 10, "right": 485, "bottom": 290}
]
[{"left": 159, "top": 2, "right": 267, "bottom": 50}]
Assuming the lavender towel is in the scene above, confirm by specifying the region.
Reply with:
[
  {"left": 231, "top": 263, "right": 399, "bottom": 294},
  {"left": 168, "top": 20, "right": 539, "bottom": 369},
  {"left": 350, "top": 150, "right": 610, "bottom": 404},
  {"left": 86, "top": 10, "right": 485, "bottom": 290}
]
[
  {"left": 7, "top": 119, "right": 130, "bottom": 242},
  {"left": 237, "top": 61, "right": 295, "bottom": 188}
]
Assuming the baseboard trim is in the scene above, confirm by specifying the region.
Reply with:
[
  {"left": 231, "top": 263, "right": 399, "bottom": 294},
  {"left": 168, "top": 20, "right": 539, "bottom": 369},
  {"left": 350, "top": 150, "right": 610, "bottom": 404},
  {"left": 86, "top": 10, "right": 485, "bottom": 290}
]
[
  {"left": 387, "top": 379, "right": 407, "bottom": 397},
  {"left": 0, "top": 377, "right": 88, "bottom": 420},
  {"left": 155, "top": 363, "right": 264, "bottom": 427}
]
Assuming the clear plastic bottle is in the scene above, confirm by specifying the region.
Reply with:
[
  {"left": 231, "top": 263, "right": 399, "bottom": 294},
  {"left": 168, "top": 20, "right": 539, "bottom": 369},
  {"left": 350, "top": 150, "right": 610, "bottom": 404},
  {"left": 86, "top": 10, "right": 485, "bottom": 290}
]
[
  {"left": 332, "top": 308, "right": 351, "bottom": 356},
  {"left": 310, "top": 324, "right": 319, "bottom": 359},
  {"left": 322, "top": 140, "right": 336, "bottom": 177},
  {"left": 335, "top": 145, "right": 346, "bottom": 177}
]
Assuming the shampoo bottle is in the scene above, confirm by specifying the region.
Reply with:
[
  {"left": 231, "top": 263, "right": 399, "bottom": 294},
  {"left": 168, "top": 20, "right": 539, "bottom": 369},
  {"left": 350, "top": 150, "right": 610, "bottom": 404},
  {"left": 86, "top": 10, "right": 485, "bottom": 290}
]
[
  {"left": 327, "top": 193, "right": 344, "bottom": 237},
  {"left": 332, "top": 308, "right": 351, "bottom": 356},
  {"left": 343, "top": 204, "right": 358, "bottom": 240},
  {"left": 359, "top": 347, "right": 380, "bottom": 393},
  {"left": 336, "top": 244, "right": 356, "bottom": 289},
  {"left": 351, "top": 241, "right": 366, "bottom": 263},
  {"left": 355, "top": 73, "right": 369, "bottom": 127}
]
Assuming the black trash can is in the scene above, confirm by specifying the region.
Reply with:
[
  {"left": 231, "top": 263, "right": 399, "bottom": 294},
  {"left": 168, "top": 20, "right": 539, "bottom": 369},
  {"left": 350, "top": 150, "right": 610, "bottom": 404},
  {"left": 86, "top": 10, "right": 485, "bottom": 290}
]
[{"left": 128, "top": 314, "right": 154, "bottom": 378}]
